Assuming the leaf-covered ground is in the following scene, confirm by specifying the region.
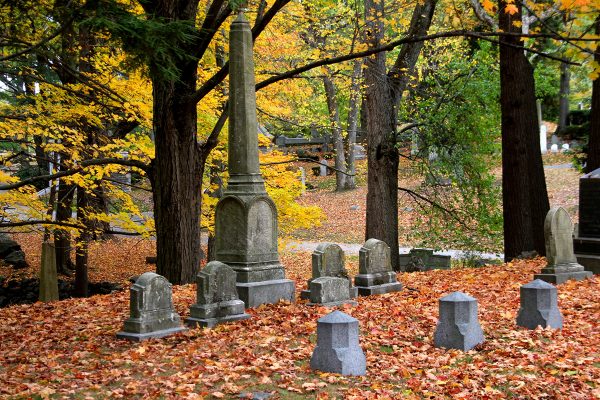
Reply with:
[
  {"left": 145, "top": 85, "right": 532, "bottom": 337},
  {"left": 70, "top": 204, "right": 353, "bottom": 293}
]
[{"left": 1, "top": 254, "right": 598, "bottom": 399}]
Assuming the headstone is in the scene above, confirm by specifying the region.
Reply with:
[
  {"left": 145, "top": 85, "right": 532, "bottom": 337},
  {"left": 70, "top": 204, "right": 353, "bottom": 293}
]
[
  {"left": 319, "top": 159, "right": 329, "bottom": 176},
  {"left": 353, "top": 144, "right": 366, "bottom": 160},
  {"left": 550, "top": 144, "right": 559, "bottom": 153},
  {"left": 534, "top": 207, "right": 592, "bottom": 284},
  {"left": 354, "top": 239, "right": 403, "bottom": 296},
  {"left": 551, "top": 134, "right": 559, "bottom": 145},
  {"left": 39, "top": 242, "right": 59, "bottom": 302},
  {"left": 310, "top": 311, "right": 366, "bottom": 376},
  {"left": 561, "top": 143, "right": 569, "bottom": 151},
  {"left": 116, "top": 272, "right": 186, "bottom": 341},
  {"left": 399, "top": 248, "right": 451, "bottom": 272},
  {"left": 516, "top": 279, "right": 563, "bottom": 330},
  {"left": 299, "top": 167, "right": 306, "bottom": 194},
  {"left": 433, "top": 292, "right": 485, "bottom": 351},
  {"left": 213, "top": 13, "right": 294, "bottom": 307},
  {"left": 186, "top": 261, "right": 251, "bottom": 328},
  {"left": 540, "top": 124, "right": 547, "bottom": 154},
  {"left": 574, "top": 168, "right": 600, "bottom": 274},
  {"left": 300, "top": 243, "right": 357, "bottom": 301},
  {"left": 309, "top": 277, "right": 357, "bottom": 306}
]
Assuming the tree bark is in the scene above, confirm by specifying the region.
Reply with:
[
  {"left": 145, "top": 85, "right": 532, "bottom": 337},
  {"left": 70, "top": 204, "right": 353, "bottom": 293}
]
[
  {"left": 498, "top": 0, "right": 549, "bottom": 260},
  {"left": 586, "top": 16, "right": 600, "bottom": 173},
  {"left": 75, "top": 185, "right": 89, "bottom": 297},
  {"left": 364, "top": 0, "right": 437, "bottom": 270},
  {"left": 345, "top": 59, "right": 362, "bottom": 190},
  {"left": 54, "top": 179, "right": 75, "bottom": 274},
  {"left": 323, "top": 73, "right": 347, "bottom": 191}
]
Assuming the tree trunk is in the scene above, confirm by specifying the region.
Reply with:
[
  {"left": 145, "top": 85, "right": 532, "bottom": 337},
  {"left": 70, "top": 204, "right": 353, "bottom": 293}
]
[
  {"left": 323, "top": 73, "right": 347, "bottom": 191},
  {"left": 557, "top": 61, "right": 570, "bottom": 135},
  {"left": 498, "top": 0, "right": 549, "bottom": 260},
  {"left": 54, "top": 179, "right": 75, "bottom": 274},
  {"left": 586, "top": 16, "right": 600, "bottom": 173},
  {"left": 150, "top": 72, "right": 204, "bottom": 284},
  {"left": 345, "top": 60, "right": 362, "bottom": 190},
  {"left": 364, "top": 0, "right": 400, "bottom": 269},
  {"left": 364, "top": 0, "right": 437, "bottom": 270},
  {"left": 74, "top": 185, "right": 89, "bottom": 297}
]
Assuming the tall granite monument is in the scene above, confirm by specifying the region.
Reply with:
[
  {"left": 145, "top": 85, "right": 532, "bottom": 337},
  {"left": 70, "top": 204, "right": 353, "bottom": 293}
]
[
  {"left": 213, "top": 13, "right": 295, "bottom": 307},
  {"left": 574, "top": 167, "right": 600, "bottom": 274},
  {"left": 534, "top": 207, "right": 592, "bottom": 284}
]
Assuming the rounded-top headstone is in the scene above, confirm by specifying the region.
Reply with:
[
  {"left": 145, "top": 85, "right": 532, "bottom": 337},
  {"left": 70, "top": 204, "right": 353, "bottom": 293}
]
[
  {"left": 359, "top": 238, "right": 391, "bottom": 274},
  {"left": 544, "top": 207, "right": 577, "bottom": 265},
  {"left": 312, "top": 243, "right": 346, "bottom": 277}
]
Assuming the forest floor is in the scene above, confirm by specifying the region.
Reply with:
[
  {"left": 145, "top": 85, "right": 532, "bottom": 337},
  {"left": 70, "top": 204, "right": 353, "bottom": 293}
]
[
  {"left": 0, "top": 255, "right": 598, "bottom": 399},
  {"left": 0, "top": 152, "right": 596, "bottom": 399}
]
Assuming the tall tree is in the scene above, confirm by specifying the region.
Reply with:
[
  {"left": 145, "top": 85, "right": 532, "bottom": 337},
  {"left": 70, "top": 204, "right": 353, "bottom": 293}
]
[
  {"left": 586, "top": 15, "right": 600, "bottom": 173},
  {"left": 498, "top": 0, "right": 549, "bottom": 260},
  {"left": 364, "top": 0, "right": 437, "bottom": 270}
]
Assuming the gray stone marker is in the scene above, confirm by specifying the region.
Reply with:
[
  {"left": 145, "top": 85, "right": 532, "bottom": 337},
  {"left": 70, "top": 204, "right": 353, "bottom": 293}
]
[
  {"left": 433, "top": 292, "right": 485, "bottom": 351},
  {"left": 574, "top": 167, "right": 600, "bottom": 274},
  {"left": 117, "top": 272, "right": 186, "bottom": 341},
  {"left": 516, "top": 279, "right": 563, "bottom": 330},
  {"left": 301, "top": 243, "right": 357, "bottom": 301},
  {"left": 213, "top": 13, "right": 294, "bottom": 308},
  {"left": 309, "top": 277, "right": 357, "bottom": 307},
  {"left": 310, "top": 311, "right": 366, "bottom": 376},
  {"left": 39, "top": 242, "right": 58, "bottom": 302},
  {"left": 186, "top": 261, "right": 251, "bottom": 328},
  {"left": 399, "top": 248, "right": 451, "bottom": 272},
  {"left": 534, "top": 207, "right": 592, "bottom": 284},
  {"left": 354, "top": 239, "right": 403, "bottom": 296}
]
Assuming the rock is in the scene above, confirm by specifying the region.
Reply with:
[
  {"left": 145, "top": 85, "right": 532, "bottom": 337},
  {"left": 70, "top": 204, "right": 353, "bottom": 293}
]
[
  {"left": 0, "top": 234, "right": 21, "bottom": 258},
  {"left": 4, "top": 250, "right": 28, "bottom": 268}
]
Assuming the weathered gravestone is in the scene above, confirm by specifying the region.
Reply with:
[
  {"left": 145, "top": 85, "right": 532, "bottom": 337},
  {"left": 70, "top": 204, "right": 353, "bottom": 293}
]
[
  {"left": 309, "top": 277, "right": 357, "bottom": 306},
  {"left": 117, "top": 272, "right": 186, "bottom": 341},
  {"left": 534, "top": 207, "right": 592, "bottom": 284},
  {"left": 354, "top": 239, "right": 403, "bottom": 296},
  {"left": 574, "top": 167, "right": 600, "bottom": 274},
  {"left": 186, "top": 261, "right": 250, "bottom": 328},
  {"left": 399, "top": 248, "right": 451, "bottom": 272},
  {"left": 434, "top": 292, "right": 485, "bottom": 351},
  {"left": 39, "top": 242, "right": 58, "bottom": 302},
  {"left": 213, "top": 13, "right": 294, "bottom": 307},
  {"left": 516, "top": 279, "right": 563, "bottom": 330},
  {"left": 310, "top": 311, "right": 366, "bottom": 376},
  {"left": 301, "top": 243, "right": 357, "bottom": 301}
]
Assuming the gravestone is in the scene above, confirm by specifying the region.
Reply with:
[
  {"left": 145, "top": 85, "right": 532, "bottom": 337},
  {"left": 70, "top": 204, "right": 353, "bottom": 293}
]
[
  {"left": 299, "top": 167, "right": 306, "bottom": 194},
  {"left": 574, "top": 168, "right": 600, "bottom": 274},
  {"left": 116, "top": 272, "right": 186, "bottom": 341},
  {"left": 39, "top": 242, "right": 58, "bottom": 302},
  {"left": 300, "top": 243, "right": 357, "bottom": 301},
  {"left": 309, "top": 277, "right": 356, "bottom": 306},
  {"left": 433, "top": 292, "right": 485, "bottom": 351},
  {"left": 213, "top": 13, "right": 294, "bottom": 307},
  {"left": 540, "top": 125, "right": 548, "bottom": 154},
  {"left": 353, "top": 144, "right": 366, "bottom": 160},
  {"left": 550, "top": 144, "right": 559, "bottom": 153},
  {"left": 534, "top": 207, "right": 592, "bottom": 284},
  {"left": 516, "top": 279, "right": 563, "bottom": 330},
  {"left": 319, "top": 159, "right": 329, "bottom": 176},
  {"left": 310, "top": 311, "right": 366, "bottom": 376},
  {"left": 399, "top": 248, "right": 451, "bottom": 272},
  {"left": 186, "top": 261, "right": 251, "bottom": 328},
  {"left": 354, "top": 239, "right": 403, "bottom": 296}
]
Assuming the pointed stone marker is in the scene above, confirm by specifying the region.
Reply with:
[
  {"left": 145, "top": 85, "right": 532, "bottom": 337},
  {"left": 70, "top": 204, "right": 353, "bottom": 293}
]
[
  {"left": 310, "top": 311, "right": 366, "bottom": 376},
  {"left": 516, "top": 279, "right": 563, "bottom": 329},
  {"left": 534, "top": 207, "right": 592, "bottom": 284},
  {"left": 434, "top": 292, "right": 485, "bottom": 351},
  {"left": 213, "top": 12, "right": 294, "bottom": 308},
  {"left": 117, "top": 272, "right": 186, "bottom": 341},
  {"left": 39, "top": 241, "right": 59, "bottom": 302},
  {"left": 354, "top": 239, "right": 402, "bottom": 296},
  {"left": 186, "top": 261, "right": 251, "bottom": 328}
]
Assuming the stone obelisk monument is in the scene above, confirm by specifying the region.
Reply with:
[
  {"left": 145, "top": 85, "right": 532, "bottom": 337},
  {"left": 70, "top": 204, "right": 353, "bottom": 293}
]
[{"left": 214, "top": 12, "right": 295, "bottom": 307}]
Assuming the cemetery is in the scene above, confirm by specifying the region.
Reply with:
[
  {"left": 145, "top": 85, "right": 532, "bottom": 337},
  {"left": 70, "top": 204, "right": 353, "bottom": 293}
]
[{"left": 0, "top": 1, "right": 599, "bottom": 399}]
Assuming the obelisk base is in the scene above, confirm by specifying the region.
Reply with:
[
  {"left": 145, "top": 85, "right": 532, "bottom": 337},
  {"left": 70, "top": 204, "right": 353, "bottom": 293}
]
[
  {"left": 534, "top": 271, "right": 592, "bottom": 284},
  {"left": 236, "top": 279, "right": 295, "bottom": 308}
]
